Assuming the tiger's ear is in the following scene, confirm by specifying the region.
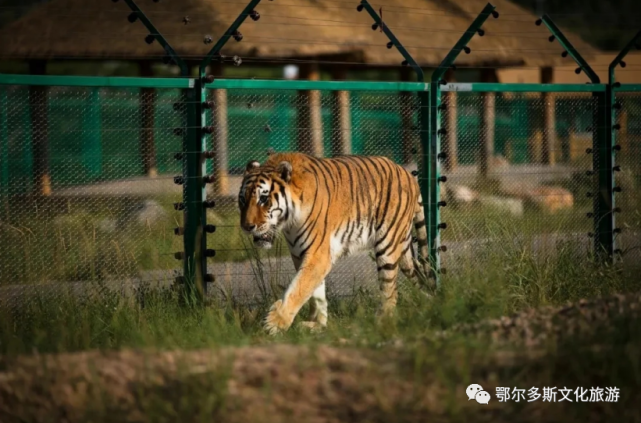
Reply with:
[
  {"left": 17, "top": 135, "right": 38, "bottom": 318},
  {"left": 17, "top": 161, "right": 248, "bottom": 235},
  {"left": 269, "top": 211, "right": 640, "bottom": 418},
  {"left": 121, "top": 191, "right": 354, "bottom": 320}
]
[
  {"left": 277, "top": 161, "right": 293, "bottom": 183},
  {"left": 245, "top": 160, "right": 260, "bottom": 174}
]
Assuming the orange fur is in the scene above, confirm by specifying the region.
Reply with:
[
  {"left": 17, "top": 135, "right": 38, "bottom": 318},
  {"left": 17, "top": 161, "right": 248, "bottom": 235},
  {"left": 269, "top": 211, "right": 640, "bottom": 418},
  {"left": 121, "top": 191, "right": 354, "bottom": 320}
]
[{"left": 238, "top": 152, "right": 431, "bottom": 334}]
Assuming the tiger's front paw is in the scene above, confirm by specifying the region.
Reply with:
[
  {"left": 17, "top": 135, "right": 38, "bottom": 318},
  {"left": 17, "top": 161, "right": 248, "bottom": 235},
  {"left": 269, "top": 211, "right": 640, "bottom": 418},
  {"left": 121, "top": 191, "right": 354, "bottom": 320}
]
[{"left": 263, "top": 300, "right": 292, "bottom": 335}]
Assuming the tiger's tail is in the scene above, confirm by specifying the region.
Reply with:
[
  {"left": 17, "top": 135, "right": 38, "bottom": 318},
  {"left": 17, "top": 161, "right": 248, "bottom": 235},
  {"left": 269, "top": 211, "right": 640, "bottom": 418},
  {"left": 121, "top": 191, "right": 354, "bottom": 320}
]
[{"left": 412, "top": 193, "right": 435, "bottom": 291}]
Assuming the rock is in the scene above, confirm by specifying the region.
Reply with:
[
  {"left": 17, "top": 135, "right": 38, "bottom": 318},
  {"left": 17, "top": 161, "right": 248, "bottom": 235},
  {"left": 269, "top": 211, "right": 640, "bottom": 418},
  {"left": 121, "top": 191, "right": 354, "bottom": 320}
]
[
  {"left": 442, "top": 184, "right": 479, "bottom": 205},
  {"left": 525, "top": 186, "right": 574, "bottom": 213},
  {"left": 478, "top": 195, "right": 524, "bottom": 217}
]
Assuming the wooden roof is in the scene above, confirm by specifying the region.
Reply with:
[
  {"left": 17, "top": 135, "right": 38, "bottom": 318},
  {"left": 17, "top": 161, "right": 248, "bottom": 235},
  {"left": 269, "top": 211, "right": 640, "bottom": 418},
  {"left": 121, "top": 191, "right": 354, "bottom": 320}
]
[{"left": 0, "top": 0, "right": 601, "bottom": 68}]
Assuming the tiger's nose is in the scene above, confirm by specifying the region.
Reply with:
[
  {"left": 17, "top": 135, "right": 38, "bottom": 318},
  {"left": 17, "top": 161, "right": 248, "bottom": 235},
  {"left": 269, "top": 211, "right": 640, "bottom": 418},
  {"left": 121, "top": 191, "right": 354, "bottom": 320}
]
[{"left": 242, "top": 224, "right": 256, "bottom": 232}]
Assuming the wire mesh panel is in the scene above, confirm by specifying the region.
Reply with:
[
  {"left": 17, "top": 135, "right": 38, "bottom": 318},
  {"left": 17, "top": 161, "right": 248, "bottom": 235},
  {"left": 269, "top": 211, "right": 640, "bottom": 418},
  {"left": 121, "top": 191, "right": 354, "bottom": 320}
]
[
  {"left": 438, "top": 90, "right": 595, "bottom": 271},
  {"left": 203, "top": 87, "right": 421, "bottom": 303},
  {"left": 614, "top": 92, "right": 641, "bottom": 265},
  {"left": 0, "top": 84, "right": 184, "bottom": 310}
]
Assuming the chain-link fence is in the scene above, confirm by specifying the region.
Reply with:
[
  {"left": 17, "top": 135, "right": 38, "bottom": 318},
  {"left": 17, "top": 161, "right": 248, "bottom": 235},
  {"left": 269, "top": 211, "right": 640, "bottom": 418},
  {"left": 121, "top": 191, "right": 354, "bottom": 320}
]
[
  {"left": 1, "top": 77, "right": 638, "bottom": 310},
  {"left": 0, "top": 83, "right": 186, "bottom": 310},
  {"left": 438, "top": 89, "right": 596, "bottom": 273},
  {"left": 614, "top": 91, "right": 641, "bottom": 265}
]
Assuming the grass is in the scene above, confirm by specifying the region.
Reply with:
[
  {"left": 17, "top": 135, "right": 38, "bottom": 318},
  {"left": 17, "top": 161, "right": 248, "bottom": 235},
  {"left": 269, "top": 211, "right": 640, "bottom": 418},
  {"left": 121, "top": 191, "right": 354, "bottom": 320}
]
[{"left": 1, "top": 236, "right": 640, "bottom": 422}]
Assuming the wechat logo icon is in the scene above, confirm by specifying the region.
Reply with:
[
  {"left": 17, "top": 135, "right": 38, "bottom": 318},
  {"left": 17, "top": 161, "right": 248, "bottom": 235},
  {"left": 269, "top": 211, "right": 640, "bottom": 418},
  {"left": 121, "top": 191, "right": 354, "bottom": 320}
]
[{"left": 467, "top": 384, "right": 491, "bottom": 404}]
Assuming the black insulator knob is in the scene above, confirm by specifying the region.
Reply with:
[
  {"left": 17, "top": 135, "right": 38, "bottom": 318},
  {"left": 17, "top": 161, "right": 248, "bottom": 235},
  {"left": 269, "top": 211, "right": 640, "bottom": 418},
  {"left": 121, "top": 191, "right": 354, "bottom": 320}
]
[
  {"left": 586, "top": 148, "right": 593, "bottom": 154},
  {"left": 401, "top": 60, "right": 409, "bottom": 66},
  {"left": 535, "top": 18, "right": 542, "bottom": 26},
  {"left": 203, "top": 174, "right": 214, "bottom": 184},
  {"left": 174, "top": 227, "right": 185, "bottom": 235},
  {"left": 437, "top": 128, "right": 447, "bottom": 135},
  {"left": 387, "top": 41, "right": 394, "bottom": 49},
  {"left": 613, "top": 166, "right": 621, "bottom": 172},
  {"left": 613, "top": 124, "right": 621, "bottom": 130},
  {"left": 451, "top": 64, "right": 457, "bottom": 70},
  {"left": 204, "top": 35, "right": 213, "bottom": 45},
  {"left": 127, "top": 12, "right": 138, "bottom": 23},
  {"left": 575, "top": 68, "right": 581, "bottom": 75},
  {"left": 145, "top": 34, "right": 155, "bottom": 45},
  {"left": 173, "top": 128, "right": 185, "bottom": 136},
  {"left": 437, "top": 152, "right": 447, "bottom": 160},
  {"left": 439, "top": 79, "right": 447, "bottom": 85},
  {"left": 586, "top": 170, "right": 594, "bottom": 176},
  {"left": 173, "top": 202, "right": 185, "bottom": 211},
  {"left": 438, "top": 104, "right": 446, "bottom": 111},
  {"left": 203, "top": 75, "right": 215, "bottom": 84},
  {"left": 491, "top": 10, "right": 499, "bottom": 18},
  {"left": 562, "top": 51, "right": 568, "bottom": 58},
  {"left": 205, "top": 224, "right": 216, "bottom": 233},
  {"left": 613, "top": 186, "right": 622, "bottom": 192},
  {"left": 174, "top": 152, "right": 184, "bottom": 160},
  {"left": 203, "top": 200, "right": 215, "bottom": 208},
  {"left": 162, "top": 56, "right": 173, "bottom": 65},
  {"left": 357, "top": 4, "right": 364, "bottom": 11},
  {"left": 173, "top": 176, "right": 184, "bottom": 185},
  {"left": 586, "top": 212, "right": 593, "bottom": 218},
  {"left": 549, "top": 35, "right": 555, "bottom": 42},
  {"left": 172, "top": 102, "right": 182, "bottom": 111},
  {"left": 233, "top": 31, "right": 243, "bottom": 42},
  {"left": 203, "top": 151, "right": 215, "bottom": 159},
  {"left": 438, "top": 245, "right": 447, "bottom": 252},
  {"left": 477, "top": 29, "right": 485, "bottom": 36},
  {"left": 438, "top": 176, "right": 447, "bottom": 183},
  {"left": 463, "top": 46, "right": 471, "bottom": 54},
  {"left": 249, "top": 10, "right": 260, "bottom": 21},
  {"left": 614, "top": 228, "right": 622, "bottom": 234},
  {"left": 204, "top": 274, "right": 215, "bottom": 283},
  {"left": 438, "top": 222, "right": 448, "bottom": 230},
  {"left": 205, "top": 249, "right": 216, "bottom": 257},
  {"left": 614, "top": 82, "right": 621, "bottom": 88},
  {"left": 613, "top": 207, "right": 621, "bottom": 213},
  {"left": 174, "top": 252, "right": 185, "bottom": 260},
  {"left": 203, "top": 101, "right": 214, "bottom": 109},
  {"left": 587, "top": 232, "right": 594, "bottom": 238},
  {"left": 614, "top": 102, "right": 622, "bottom": 109},
  {"left": 620, "top": 61, "right": 627, "bottom": 68},
  {"left": 614, "top": 144, "right": 621, "bottom": 151},
  {"left": 438, "top": 201, "right": 447, "bottom": 207},
  {"left": 202, "top": 126, "right": 214, "bottom": 134},
  {"left": 371, "top": 23, "right": 379, "bottom": 31}
]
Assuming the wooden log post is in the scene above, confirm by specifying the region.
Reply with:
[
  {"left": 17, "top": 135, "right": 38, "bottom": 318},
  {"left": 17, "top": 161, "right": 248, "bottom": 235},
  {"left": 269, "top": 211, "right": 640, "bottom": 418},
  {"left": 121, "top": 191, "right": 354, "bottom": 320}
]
[
  {"left": 139, "top": 61, "right": 157, "bottom": 178},
  {"left": 210, "top": 64, "right": 229, "bottom": 195},
  {"left": 28, "top": 60, "right": 51, "bottom": 196},
  {"left": 442, "top": 68, "right": 458, "bottom": 172},
  {"left": 330, "top": 67, "right": 351, "bottom": 157},
  {"left": 297, "top": 63, "right": 323, "bottom": 157},
  {"left": 541, "top": 67, "right": 556, "bottom": 165},
  {"left": 479, "top": 69, "right": 496, "bottom": 179}
]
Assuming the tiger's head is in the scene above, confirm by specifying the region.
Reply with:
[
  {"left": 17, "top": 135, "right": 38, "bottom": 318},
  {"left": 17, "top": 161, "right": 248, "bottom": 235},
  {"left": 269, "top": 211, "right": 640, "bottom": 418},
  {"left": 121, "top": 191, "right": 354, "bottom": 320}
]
[{"left": 238, "top": 159, "right": 293, "bottom": 249}]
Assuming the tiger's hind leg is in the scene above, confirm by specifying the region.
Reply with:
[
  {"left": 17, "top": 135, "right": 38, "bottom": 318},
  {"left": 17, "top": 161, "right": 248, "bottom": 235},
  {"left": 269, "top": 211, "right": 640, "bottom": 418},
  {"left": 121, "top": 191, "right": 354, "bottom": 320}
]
[{"left": 375, "top": 242, "right": 404, "bottom": 317}]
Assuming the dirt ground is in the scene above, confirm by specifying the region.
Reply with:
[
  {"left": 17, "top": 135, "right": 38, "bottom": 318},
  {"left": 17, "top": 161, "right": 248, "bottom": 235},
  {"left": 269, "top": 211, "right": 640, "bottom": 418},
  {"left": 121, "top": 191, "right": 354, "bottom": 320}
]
[{"left": 1, "top": 292, "right": 640, "bottom": 423}]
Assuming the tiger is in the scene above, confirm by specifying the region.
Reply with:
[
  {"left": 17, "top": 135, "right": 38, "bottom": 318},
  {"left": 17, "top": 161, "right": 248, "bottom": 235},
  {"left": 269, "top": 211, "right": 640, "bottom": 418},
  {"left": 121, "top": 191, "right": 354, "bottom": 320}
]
[{"left": 238, "top": 151, "right": 432, "bottom": 334}]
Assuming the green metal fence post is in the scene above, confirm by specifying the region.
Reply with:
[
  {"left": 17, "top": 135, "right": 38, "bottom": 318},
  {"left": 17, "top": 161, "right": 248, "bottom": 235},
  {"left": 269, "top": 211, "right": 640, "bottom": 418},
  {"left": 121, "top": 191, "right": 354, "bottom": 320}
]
[
  {"left": 181, "top": 0, "right": 263, "bottom": 299},
  {"left": 0, "top": 88, "right": 8, "bottom": 209},
  {"left": 430, "top": 3, "right": 496, "bottom": 285},
  {"left": 606, "top": 29, "right": 641, "bottom": 260},
  {"left": 540, "top": 15, "right": 608, "bottom": 258}
]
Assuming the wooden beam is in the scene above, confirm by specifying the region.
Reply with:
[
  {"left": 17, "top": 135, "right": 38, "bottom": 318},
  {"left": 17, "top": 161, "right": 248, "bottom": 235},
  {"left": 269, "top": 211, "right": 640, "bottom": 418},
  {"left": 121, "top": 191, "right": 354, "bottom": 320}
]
[
  {"left": 139, "top": 61, "right": 157, "bottom": 177},
  {"left": 442, "top": 68, "right": 458, "bottom": 171},
  {"left": 210, "top": 64, "right": 229, "bottom": 195},
  {"left": 330, "top": 67, "right": 351, "bottom": 156},
  {"left": 28, "top": 60, "right": 51, "bottom": 196},
  {"left": 541, "top": 66, "right": 556, "bottom": 164},
  {"left": 399, "top": 67, "right": 414, "bottom": 165},
  {"left": 297, "top": 62, "right": 323, "bottom": 157},
  {"left": 479, "top": 68, "right": 496, "bottom": 179}
]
